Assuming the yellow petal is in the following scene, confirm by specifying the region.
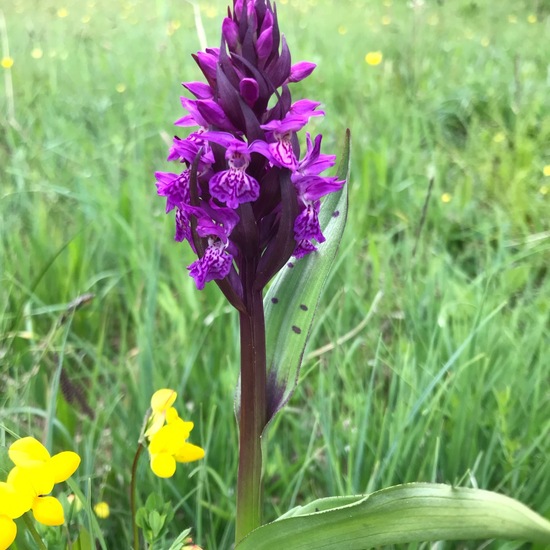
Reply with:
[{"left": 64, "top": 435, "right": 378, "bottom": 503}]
[
  {"left": 175, "top": 442, "right": 205, "bottom": 463},
  {"left": 165, "top": 407, "right": 179, "bottom": 423},
  {"left": 150, "top": 453, "right": 176, "bottom": 478},
  {"left": 49, "top": 451, "right": 81, "bottom": 483},
  {"left": 0, "top": 515, "right": 17, "bottom": 550},
  {"left": 149, "top": 419, "right": 193, "bottom": 454},
  {"left": 32, "top": 495, "right": 64, "bottom": 526},
  {"left": 5, "top": 472, "right": 35, "bottom": 516},
  {"left": 151, "top": 389, "right": 177, "bottom": 412},
  {"left": 0, "top": 481, "right": 32, "bottom": 518},
  {"left": 9, "top": 463, "right": 54, "bottom": 497},
  {"left": 144, "top": 411, "right": 165, "bottom": 438},
  {"left": 9, "top": 436, "right": 50, "bottom": 466}
]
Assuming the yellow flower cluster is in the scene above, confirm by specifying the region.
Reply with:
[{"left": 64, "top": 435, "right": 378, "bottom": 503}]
[
  {"left": 0, "top": 437, "right": 80, "bottom": 549},
  {"left": 144, "top": 389, "right": 205, "bottom": 478}
]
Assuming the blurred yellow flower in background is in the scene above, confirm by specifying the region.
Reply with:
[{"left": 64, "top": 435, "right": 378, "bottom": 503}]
[
  {"left": 1, "top": 56, "right": 14, "bottom": 69},
  {"left": 57, "top": 7, "right": 68, "bottom": 18},
  {"left": 441, "top": 193, "right": 452, "bottom": 203},
  {"left": 527, "top": 14, "right": 537, "bottom": 24},
  {"left": 31, "top": 48, "right": 43, "bottom": 59},
  {"left": 94, "top": 501, "right": 110, "bottom": 519},
  {"left": 543, "top": 165, "right": 550, "bottom": 177},
  {"left": 365, "top": 51, "right": 383, "bottom": 66}
]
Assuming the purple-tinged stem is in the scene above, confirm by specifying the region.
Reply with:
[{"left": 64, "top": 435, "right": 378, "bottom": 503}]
[{"left": 236, "top": 257, "right": 267, "bottom": 543}]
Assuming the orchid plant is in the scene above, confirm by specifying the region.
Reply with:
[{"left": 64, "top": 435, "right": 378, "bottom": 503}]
[
  {"left": 150, "top": 1, "right": 550, "bottom": 549},
  {"left": 2, "top": 1, "right": 549, "bottom": 549}
]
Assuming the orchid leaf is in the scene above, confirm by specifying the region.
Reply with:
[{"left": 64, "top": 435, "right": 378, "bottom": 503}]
[
  {"left": 263, "top": 129, "right": 351, "bottom": 422},
  {"left": 236, "top": 483, "right": 550, "bottom": 549}
]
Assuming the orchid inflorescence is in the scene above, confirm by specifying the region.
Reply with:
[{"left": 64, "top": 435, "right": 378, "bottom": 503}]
[
  {"left": 155, "top": 0, "right": 345, "bottom": 303},
  {"left": 0, "top": 437, "right": 80, "bottom": 550}
]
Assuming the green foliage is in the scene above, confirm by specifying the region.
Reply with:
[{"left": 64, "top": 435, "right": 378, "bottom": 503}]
[
  {"left": 237, "top": 484, "right": 550, "bottom": 549},
  {"left": 1, "top": 0, "right": 549, "bottom": 548},
  {"left": 262, "top": 131, "right": 350, "bottom": 422},
  {"left": 135, "top": 493, "right": 175, "bottom": 545}
]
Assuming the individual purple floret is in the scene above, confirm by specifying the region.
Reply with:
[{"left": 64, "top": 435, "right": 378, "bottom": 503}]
[{"left": 155, "top": 0, "right": 345, "bottom": 300}]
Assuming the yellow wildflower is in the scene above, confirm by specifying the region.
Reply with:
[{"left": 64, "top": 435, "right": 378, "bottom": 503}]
[
  {"left": 0, "top": 481, "right": 33, "bottom": 550},
  {"left": 145, "top": 388, "right": 178, "bottom": 438},
  {"left": 543, "top": 165, "right": 550, "bottom": 177},
  {"left": 57, "top": 7, "right": 68, "bottom": 18},
  {"left": 8, "top": 436, "right": 80, "bottom": 526},
  {"left": 527, "top": 14, "right": 537, "bottom": 24},
  {"left": 31, "top": 48, "right": 43, "bottom": 59},
  {"left": 1, "top": 56, "right": 14, "bottom": 69},
  {"left": 365, "top": 51, "right": 383, "bottom": 66},
  {"left": 148, "top": 410, "right": 205, "bottom": 478},
  {"left": 441, "top": 193, "right": 452, "bottom": 203},
  {"left": 94, "top": 501, "right": 110, "bottom": 519}
]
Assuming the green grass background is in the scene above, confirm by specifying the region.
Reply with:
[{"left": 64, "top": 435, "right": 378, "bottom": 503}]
[{"left": 1, "top": 0, "right": 549, "bottom": 548}]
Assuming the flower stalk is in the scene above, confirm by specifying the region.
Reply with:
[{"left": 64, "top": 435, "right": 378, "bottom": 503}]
[
  {"left": 236, "top": 260, "right": 267, "bottom": 542},
  {"left": 130, "top": 443, "right": 144, "bottom": 550}
]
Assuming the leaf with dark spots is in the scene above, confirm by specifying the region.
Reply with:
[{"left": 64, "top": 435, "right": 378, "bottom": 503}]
[{"left": 262, "top": 130, "right": 350, "bottom": 424}]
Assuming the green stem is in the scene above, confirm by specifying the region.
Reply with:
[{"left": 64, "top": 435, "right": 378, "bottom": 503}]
[
  {"left": 236, "top": 258, "right": 267, "bottom": 544},
  {"left": 22, "top": 513, "right": 48, "bottom": 550},
  {"left": 131, "top": 443, "right": 145, "bottom": 550}
]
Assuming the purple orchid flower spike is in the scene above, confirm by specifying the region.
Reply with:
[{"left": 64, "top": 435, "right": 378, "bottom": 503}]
[{"left": 155, "top": 0, "right": 345, "bottom": 297}]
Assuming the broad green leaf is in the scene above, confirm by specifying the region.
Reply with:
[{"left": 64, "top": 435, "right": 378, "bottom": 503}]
[
  {"left": 236, "top": 483, "right": 550, "bottom": 549},
  {"left": 263, "top": 130, "right": 351, "bottom": 422}
]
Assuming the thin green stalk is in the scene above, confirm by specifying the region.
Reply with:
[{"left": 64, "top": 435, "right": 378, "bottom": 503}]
[
  {"left": 236, "top": 258, "right": 267, "bottom": 544},
  {"left": 131, "top": 443, "right": 145, "bottom": 550},
  {"left": 22, "top": 513, "right": 48, "bottom": 550}
]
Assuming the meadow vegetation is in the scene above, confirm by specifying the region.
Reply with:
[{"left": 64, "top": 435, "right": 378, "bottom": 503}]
[{"left": 1, "top": 0, "right": 549, "bottom": 547}]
